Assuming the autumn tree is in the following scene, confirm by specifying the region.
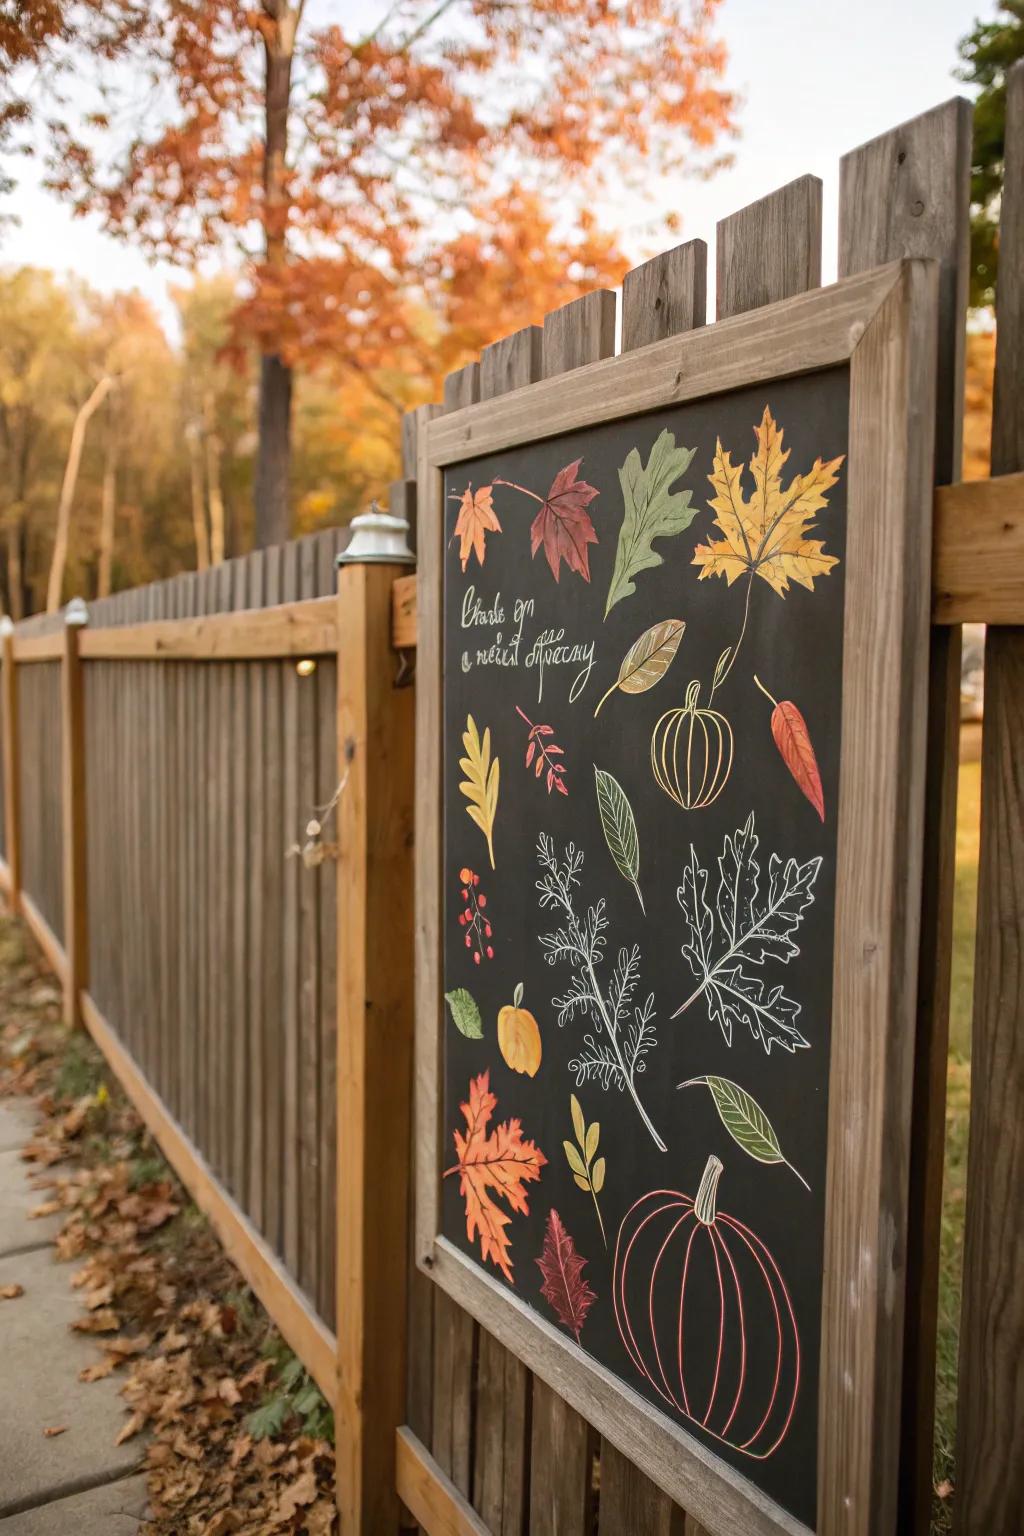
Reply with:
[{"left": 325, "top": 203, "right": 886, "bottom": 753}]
[
  {"left": 43, "top": 0, "right": 735, "bottom": 546},
  {"left": 957, "top": 2, "right": 1024, "bottom": 306}
]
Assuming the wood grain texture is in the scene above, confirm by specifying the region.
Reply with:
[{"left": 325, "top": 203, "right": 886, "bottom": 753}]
[
  {"left": 11, "top": 632, "right": 63, "bottom": 662},
  {"left": 77, "top": 989, "right": 337, "bottom": 1401},
  {"left": 480, "top": 326, "right": 543, "bottom": 400},
  {"left": 396, "top": 1428, "right": 490, "bottom": 1536},
  {"left": 1, "top": 628, "right": 21, "bottom": 908},
  {"left": 955, "top": 59, "right": 1024, "bottom": 1536},
  {"left": 716, "top": 177, "right": 822, "bottom": 319},
  {"left": 443, "top": 363, "right": 481, "bottom": 414},
  {"left": 528, "top": 1377, "right": 594, "bottom": 1536},
  {"left": 76, "top": 595, "right": 337, "bottom": 659},
  {"left": 430, "top": 1286, "right": 475, "bottom": 1496},
  {"left": 20, "top": 889, "right": 67, "bottom": 983},
  {"left": 429, "top": 263, "right": 898, "bottom": 466},
  {"left": 471, "top": 1330, "right": 528, "bottom": 1535},
  {"left": 932, "top": 472, "right": 1024, "bottom": 621},
  {"left": 839, "top": 96, "right": 972, "bottom": 1536},
  {"left": 622, "top": 240, "right": 707, "bottom": 350},
  {"left": 820, "top": 259, "right": 938, "bottom": 1535},
  {"left": 334, "top": 559, "right": 416, "bottom": 1536},
  {"left": 541, "top": 290, "right": 616, "bottom": 377},
  {"left": 60, "top": 621, "right": 88, "bottom": 1027},
  {"left": 598, "top": 1438, "right": 685, "bottom": 1536}
]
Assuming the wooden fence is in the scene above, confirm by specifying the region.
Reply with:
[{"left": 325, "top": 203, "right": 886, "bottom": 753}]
[{"left": 0, "top": 75, "right": 1021, "bottom": 1536}]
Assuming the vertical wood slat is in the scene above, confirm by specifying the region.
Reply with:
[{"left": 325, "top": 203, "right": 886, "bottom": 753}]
[
  {"left": 404, "top": 404, "right": 440, "bottom": 1461},
  {"left": 230, "top": 558, "right": 250, "bottom": 1206},
  {"left": 524, "top": 289, "right": 616, "bottom": 1536},
  {"left": 621, "top": 240, "right": 708, "bottom": 351},
  {"left": 461, "top": 325, "right": 540, "bottom": 1535},
  {"left": 541, "top": 291, "right": 616, "bottom": 378},
  {"left": 282, "top": 542, "right": 301, "bottom": 1277},
  {"left": 334, "top": 556, "right": 416, "bottom": 1535},
  {"left": 297, "top": 534, "right": 321, "bottom": 1299},
  {"left": 593, "top": 237, "right": 711, "bottom": 1534},
  {"left": 956, "top": 59, "right": 1024, "bottom": 1536},
  {"left": 247, "top": 551, "right": 267, "bottom": 1236},
  {"left": 1, "top": 624, "right": 20, "bottom": 907},
  {"left": 430, "top": 311, "right": 481, "bottom": 1505},
  {"left": 316, "top": 532, "right": 341, "bottom": 1328},
  {"left": 838, "top": 95, "right": 972, "bottom": 1535},
  {"left": 716, "top": 176, "right": 822, "bottom": 319},
  {"left": 262, "top": 546, "right": 285, "bottom": 1255},
  {"left": 61, "top": 615, "right": 87, "bottom": 1027}
]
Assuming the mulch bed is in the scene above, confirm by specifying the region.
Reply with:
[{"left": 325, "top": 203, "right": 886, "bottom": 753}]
[{"left": 0, "top": 912, "right": 337, "bottom": 1535}]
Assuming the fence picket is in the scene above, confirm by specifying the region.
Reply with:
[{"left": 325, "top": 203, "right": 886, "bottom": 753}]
[
  {"left": 838, "top": 97, "right": 972, "bottom": 1534},
  {"left": 956, "top": 60, "right": 1024, "bottom": 1536},
  {"left": 716, "top": 175, "right": 822, "bottom": 318}
]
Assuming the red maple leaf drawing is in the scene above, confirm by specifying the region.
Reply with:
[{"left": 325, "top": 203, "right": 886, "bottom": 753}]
[
  {"left": 445, "top": 1071, "right": 546, "bottom": 1283},
  {"left": 536, "top": 1208, "right": 596, "bottom": 1341},
  {"left": 495, "top": 461, "right": 599, "bottom": 583}
]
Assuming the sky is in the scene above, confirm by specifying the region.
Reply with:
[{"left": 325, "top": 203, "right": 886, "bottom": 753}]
[{"left": 0, "top": 0, "right": 989, "bottom": 336}]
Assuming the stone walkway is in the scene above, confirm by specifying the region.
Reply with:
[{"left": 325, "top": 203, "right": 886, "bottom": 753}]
[{"left": 0, "top": 1098, "right": 147, "bottom": 1533}]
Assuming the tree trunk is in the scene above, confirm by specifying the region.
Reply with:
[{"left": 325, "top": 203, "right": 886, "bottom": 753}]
[
  {"left": 186, "top": 421, "right": 211, "bottom": 572},
  {"left": 5, "top": 523, "right": 24, "bottom": 621},
  {"left": 255, "top": 355, "right": 291, "bottom": 547},
  {"left": 97, "top": 433, "right": 118, "bottom": 599},
  {"left": 46, "top": 374, "right": 115, "bottom": 614},
  {"left": 204, "top": 392, "right": 227, "bottom": 563},
  {"left": 253, "top": 2, "right": 298, "bottom": 549}
]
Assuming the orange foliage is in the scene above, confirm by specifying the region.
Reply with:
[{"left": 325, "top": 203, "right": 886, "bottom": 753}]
[
  {"left": 962, "top": 329, "right": 995, "bottom": 481},
  {"left": 40, "top": 1, "right": 736, "bottom": 384}
]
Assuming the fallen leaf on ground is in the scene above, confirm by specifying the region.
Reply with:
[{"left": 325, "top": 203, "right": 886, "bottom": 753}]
[
  {"left": 0, "top": 1283, "right": 24, "bottom": 1299},
  {"left": 72, "top": 1306, "right": 120, "bottom": 1333},
  {"left": 275, "top": 1466, "right": 318, "bottom": 1521},
  {"left": 116, "top": 1411, "right": 146, "bottom": 1445},
  {"left": 43, "top": 1425, "right": 68, "bottom": 1438},
  {"left": 80, "top": 1357, "right": 117, "bottom": 1382}
]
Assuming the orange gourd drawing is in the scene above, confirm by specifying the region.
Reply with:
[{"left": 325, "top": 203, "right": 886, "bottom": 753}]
[
  {"left": 651, "top": 680, "right": 734, "bottom": 810},
  {"left": 497, "top": 983, "right": 542, "bottom": 1077}
]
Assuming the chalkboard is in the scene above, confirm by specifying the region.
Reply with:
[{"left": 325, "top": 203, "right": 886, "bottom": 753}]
[{"left": 439, "top": 367, "right": 849, "bottom": 1527}]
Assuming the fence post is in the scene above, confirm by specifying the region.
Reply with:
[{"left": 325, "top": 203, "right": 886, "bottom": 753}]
[
  {"left": 334, "top": 510, "right": 416, "bottom": 1535},
  {"left": 61, "top": 598, "right": 89, "bottom": 1028},
  {"left": 0, "top": 617, "right": 20, "bottom": 911}
]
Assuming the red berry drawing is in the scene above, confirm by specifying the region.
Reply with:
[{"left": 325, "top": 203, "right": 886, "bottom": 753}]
[{"left": 457, "top": 868, "right": 495, "bottom": 965}]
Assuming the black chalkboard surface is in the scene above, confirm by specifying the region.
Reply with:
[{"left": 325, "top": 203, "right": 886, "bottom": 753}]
[{"left": 440, "top": 365, "right": 850, "bottom": 1527}]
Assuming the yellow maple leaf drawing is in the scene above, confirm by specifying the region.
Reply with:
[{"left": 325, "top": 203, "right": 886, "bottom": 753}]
[{"left": 693, "top": 406, "right": 845, "bottom": 597}]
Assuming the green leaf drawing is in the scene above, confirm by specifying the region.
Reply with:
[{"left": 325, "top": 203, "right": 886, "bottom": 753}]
[
  {"left": 594, "top": 766, "right": 644, "bottom": 914},
  {"left": 593, "top": 619, "right": 685, "bottom": 717},
  {"left": 605, "top": 430, "right": 697, "bottom": 617},
  {"left": 677, "top": 1074, "right": 810, "bottom": 1191},
  {"left": 565, "top": 1094, "right": 607, "bottom": 1246},
  {"left": 445, "top": 987, "right": 484, "bottom": 1040}
]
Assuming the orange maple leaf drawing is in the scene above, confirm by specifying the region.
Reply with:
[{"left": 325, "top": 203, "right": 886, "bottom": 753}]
[
  {"left": 445, "top": 1070, "right": 547, "bottom": 1283},
  {"left": 693, "top": 406, "right": 845, "bottom": 597},
  {"left": 451, "top": 483, "right": 501, "bottom": 571}
]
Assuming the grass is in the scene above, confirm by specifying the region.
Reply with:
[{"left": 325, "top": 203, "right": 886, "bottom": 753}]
[{"left": 931, "top": 754, "right": 980, "bottom": 1530}]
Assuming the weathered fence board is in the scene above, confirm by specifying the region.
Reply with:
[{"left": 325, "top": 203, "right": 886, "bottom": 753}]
[{"left": 956, "top": 59, "right": 1024, "bottom": 1536}]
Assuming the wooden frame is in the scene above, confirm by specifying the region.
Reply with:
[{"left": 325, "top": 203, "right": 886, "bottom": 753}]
[{"left": 414, "top": 259, "right": 939, "bottom": 1536}]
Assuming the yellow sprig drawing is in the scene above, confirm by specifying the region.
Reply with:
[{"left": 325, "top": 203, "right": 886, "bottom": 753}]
[
  {"left": 459, "top": 715, "right": 500, "bottom": 870},
  {"left": 693, "top": 405, "right": 845, "bottom": 598}
]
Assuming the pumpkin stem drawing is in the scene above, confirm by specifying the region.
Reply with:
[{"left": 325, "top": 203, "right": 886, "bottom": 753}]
[
  {"left": 651, "top": 679, "right": 734, "bottom": 811},
  {"left": 613, "top": 1156, "right": 801, "bottom": 1458}
]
